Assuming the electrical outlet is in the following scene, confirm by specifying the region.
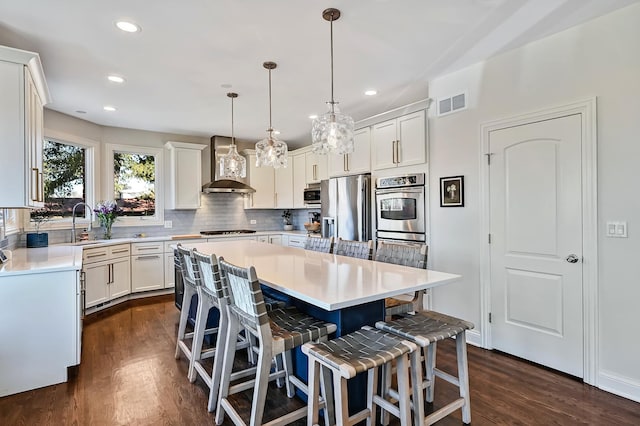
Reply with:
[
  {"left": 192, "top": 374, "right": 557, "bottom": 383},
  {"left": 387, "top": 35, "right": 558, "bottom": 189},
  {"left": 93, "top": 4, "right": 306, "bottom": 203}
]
[
  {"left": 250, "top": 220, "right": 257, "bottom": 225},
  {"left": 164, "top": 220, "right": 173, "bottom": 229}
]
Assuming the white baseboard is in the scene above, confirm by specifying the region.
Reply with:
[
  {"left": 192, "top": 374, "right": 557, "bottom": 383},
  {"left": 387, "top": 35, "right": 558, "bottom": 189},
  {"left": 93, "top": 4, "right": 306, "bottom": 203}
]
[
  {"left": 465, "top": 329, "right": 482, "bottom": 347},
  {"left": 598, "top": 370, "right": 640, "bottom": 403}
]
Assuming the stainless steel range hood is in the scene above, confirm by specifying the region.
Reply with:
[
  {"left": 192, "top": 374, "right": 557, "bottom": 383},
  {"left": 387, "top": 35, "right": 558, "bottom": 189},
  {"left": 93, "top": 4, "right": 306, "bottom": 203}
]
[{"left": 202, "top": 135, "right": 255, "bottom": 194}]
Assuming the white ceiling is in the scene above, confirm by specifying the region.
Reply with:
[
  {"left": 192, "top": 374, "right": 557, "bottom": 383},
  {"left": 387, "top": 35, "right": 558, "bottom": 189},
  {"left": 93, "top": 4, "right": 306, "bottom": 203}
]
[{"left": 1, "top": 0, "right": 636, "bottom": 149}]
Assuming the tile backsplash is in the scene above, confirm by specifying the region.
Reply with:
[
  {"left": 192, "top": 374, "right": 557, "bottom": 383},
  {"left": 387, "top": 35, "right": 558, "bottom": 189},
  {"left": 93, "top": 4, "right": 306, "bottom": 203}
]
[{"left": 12, "top": 194, "right": 320, "bottom": 246}]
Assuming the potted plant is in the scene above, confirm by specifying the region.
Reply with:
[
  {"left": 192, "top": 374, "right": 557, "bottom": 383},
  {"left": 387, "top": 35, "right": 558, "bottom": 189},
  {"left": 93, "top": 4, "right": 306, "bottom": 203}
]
[
  {"left": 27, "top": 210, "right": 49, "bottom": 248},
  {"left": 94, "top": 200, "right": 122, "bottom": 239},
  {"left": 282, "top": 209, "right": 293, "bottom": 231}
]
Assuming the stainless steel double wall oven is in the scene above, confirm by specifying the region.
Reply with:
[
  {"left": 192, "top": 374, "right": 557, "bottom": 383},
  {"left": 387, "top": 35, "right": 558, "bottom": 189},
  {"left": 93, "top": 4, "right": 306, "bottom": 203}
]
[{"left": 375, "top": 173, "right": 426, "bottom": 243}]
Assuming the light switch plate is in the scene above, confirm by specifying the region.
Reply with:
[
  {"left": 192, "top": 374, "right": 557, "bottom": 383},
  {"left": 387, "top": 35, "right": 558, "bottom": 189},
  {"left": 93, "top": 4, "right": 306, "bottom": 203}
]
[
  {"left": 164, "top": 220, "right": 173, "bottom": 229},
  {"left": 250, "top": 220, "right": 257, "bottom": 225},
  {"left": 606, "top": 221, "right": 627, "bottom": 238}
]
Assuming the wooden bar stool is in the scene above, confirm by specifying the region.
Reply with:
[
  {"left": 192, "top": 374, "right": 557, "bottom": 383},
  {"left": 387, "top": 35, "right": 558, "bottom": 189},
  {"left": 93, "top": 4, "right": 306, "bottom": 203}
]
[
  {"left": 376, "top": 311, "right": 474, "bottom": 425},
  {"left": 215, "top": 257, "right": 337, "bottom": 426},
  {"left": 304, "top": 236, "right": 334, "bottom": 253},
  {"left": 375, "top": 241, "right": 429, "bottom": 317},
  {"left": 174, "top": 244, "right": 219, "bottom": 377},
  {"left": 333, "top": 238, "right": 373, "bottom": 260},
  {"left": 303, "top": 326, "right": 421, "bottom": 426}
]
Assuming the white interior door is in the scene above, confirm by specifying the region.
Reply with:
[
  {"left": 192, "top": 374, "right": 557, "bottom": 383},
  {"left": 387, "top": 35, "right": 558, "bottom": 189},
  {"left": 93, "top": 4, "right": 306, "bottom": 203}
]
[{"left": 489, "top": 114, "right": 583, "bottom": 377}]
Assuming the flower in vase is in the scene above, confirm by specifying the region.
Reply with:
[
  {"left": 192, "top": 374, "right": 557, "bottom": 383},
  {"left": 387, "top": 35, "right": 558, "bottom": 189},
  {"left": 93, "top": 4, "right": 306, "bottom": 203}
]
[{"left": 94, "top": 200, "right": 122, "bottom": 239}]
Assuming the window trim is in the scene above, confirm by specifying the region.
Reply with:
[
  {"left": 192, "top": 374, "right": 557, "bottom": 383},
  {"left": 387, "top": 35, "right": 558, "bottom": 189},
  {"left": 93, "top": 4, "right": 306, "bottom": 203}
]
[
  {"left": 104, "top": 143, "right": 164, "bottom": 227},
  {"left": 24, "top": 130, "right": 99, "bottom": 231}
]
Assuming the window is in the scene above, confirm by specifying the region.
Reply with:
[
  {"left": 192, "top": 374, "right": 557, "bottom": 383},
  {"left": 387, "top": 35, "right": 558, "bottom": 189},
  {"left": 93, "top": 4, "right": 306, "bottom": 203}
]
[
  {"left": 105, "top": 144, "right": 163, "bottom": 226},
  {"left": 26, "top": 133, "right": 98, "bottom": 230}
]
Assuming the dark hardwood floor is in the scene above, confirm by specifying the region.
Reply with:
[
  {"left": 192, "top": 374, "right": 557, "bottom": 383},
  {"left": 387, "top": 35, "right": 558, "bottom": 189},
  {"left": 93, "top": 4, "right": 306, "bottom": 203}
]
[{"left": 1, "top": 297, "right": 638, "bottom": 425}]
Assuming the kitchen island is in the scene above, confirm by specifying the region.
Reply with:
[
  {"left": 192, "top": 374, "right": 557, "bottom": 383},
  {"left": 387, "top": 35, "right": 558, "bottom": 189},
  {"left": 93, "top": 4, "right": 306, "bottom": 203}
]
[
  {"left": 0, "top": 246, "right": 83, "bottom": 397},
  {"left": 183, "top": 240, "right": 461, "bottom": 411}
]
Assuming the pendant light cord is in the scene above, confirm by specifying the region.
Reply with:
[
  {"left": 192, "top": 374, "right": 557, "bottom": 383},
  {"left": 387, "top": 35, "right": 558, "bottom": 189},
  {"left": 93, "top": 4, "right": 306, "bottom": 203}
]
[
  {"left": 230, "top": 96, "right": 235, "bottom": 146},
  {"left": 268, "top": 67, "right": 273, "bottom": 132},
  {"left": 329, "top": 17, "right": 335, "bottom": 111}
]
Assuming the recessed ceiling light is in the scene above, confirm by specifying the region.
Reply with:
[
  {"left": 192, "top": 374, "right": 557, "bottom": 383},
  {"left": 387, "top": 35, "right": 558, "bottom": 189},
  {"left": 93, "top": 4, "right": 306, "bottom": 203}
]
[
  {"left": 308, "top": 114, "right": 318, "bottom": 120},
  {"left": 115, "top": 21, "right": 141, "bottom": 33},
  {"left": 103, "top": 106, "right": 117, "bottom": 112},
  {"left": 365, "top": 90, "right": 377, "bottom": 96},
  {"left": 107, "top": 75, "right": 125, "bottom": 83},
  {"left": 75, "top": 110, "right": 87, "bottom": 114}
]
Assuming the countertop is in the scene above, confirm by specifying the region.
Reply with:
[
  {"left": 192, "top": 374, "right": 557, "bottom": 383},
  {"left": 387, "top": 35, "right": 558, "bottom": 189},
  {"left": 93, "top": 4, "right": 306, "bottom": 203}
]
[{"left": 0, "top": 245, "right": 83, "bottom": 277}]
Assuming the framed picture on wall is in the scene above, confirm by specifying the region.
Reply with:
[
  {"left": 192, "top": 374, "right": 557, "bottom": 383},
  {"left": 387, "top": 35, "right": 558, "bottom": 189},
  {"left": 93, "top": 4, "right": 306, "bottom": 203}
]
[{"left": 440, "top": 175, "right": 464, "bottom": 207}]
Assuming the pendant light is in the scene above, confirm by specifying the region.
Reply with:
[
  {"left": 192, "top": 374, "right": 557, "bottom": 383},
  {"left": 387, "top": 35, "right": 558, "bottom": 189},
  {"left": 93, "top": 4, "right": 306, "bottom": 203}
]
[
  {"left": 311, "top": 8, "right": 354, "bottom": 155},
  {"left": 219, "top": 92, "right": 247, "bottom": 178},
  {"left": 255, "top": 61, "right": 288, "bottom": 168}
]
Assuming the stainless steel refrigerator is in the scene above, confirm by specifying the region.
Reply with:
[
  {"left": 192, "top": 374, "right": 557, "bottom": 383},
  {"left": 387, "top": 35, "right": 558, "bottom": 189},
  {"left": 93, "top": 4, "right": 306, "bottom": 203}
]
[{"left": 320, "top": 174, "right": 371, "bottom": 242}]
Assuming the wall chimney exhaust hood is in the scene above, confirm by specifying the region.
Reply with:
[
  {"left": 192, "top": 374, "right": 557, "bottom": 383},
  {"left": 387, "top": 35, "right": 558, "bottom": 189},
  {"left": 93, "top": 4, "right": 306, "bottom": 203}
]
[{"left": 202, "top": 136, "right": 255, "bottom": 194}]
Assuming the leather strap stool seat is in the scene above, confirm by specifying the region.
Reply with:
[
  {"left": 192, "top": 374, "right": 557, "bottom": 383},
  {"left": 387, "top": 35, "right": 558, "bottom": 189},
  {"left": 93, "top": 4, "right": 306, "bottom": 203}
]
[
  {"left": 376, "top": 310, "right": 474, "bottom": 425},
  {"left": 303, "top": 326, "right": 421, "bottom": 426}
]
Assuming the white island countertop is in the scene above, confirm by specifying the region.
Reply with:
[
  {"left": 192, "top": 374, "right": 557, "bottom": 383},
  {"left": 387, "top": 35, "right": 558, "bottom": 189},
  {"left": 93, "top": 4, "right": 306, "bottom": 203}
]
[
  {"left": 184, "top": 240, "right": 461, "bottom": 311},
  {"left": 0, "top": 245, "right": 83, "bottom": 277}
]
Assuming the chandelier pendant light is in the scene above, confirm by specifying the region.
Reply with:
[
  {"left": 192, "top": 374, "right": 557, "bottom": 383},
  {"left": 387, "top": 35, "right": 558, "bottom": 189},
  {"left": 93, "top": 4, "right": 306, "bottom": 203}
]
[
  {"left": 311, "top": 8, "right": 354, "bottom": 155},
  {"left": 219, "top": 92, "right": 247, "bottom": 178},
  {"left": 256, "top": 61, "right": 288, "bottom": 168}
]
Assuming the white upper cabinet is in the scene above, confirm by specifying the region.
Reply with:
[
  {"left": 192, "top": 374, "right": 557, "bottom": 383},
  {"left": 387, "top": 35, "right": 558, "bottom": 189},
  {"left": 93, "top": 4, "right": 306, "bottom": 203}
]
[
  {"left": 244, "top": 150, "right": 275, "bottom": 209},
  {"left": 0, "top": 46, "right": 51, "bottom": 208},
  {"left": 328, "top": 127, "right": 371, "bottom": 177},
  {"left": 275, "top": 161, "right": 294, "bottom": 209},
  {"left": 292, "top": 152, "right": 307, "bottom": 208},
  {"left": 305, "top": 149, "right": 328, "bottom": 184},
  {"left": 164, "top": 141, "right": 207, "bottom": 209},
  {"left": 372, "top": 110, "right": 426, "bottom": 170}
]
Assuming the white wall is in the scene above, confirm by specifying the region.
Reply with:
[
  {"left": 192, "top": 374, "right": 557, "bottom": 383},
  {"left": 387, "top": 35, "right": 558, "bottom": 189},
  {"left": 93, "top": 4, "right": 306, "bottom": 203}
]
[{"left": 428, "top": 3, "right": 640, "bottom": 401}]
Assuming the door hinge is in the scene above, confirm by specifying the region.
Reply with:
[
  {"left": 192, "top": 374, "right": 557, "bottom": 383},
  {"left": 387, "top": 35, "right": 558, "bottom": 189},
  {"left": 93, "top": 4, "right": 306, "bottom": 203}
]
[
  {"left": 488, "top": 233, "right": 492, "bottom": 244},
  {"left": 489, "top": 312, "right": 492, "bottom": 323},
  {"left": 485, "top": 153, "right": 493, "bottom": 165}
]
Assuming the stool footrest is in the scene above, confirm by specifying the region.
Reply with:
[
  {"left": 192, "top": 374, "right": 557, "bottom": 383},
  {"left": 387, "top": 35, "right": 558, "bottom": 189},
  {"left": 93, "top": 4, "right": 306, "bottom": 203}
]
[
  {"left": 425, "top": 397, "right": 466, "bottom": 425},
  {"left": 434, "top": 367, "right": 460, "bottom": 387}
]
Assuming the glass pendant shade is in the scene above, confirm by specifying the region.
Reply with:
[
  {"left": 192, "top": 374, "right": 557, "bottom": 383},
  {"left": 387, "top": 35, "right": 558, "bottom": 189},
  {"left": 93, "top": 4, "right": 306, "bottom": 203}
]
[
  {"left": 311, "top": 104, "right": 354, "bottom": 155},
  {"left": 220, "top": 92, "right": 247, "bottom": 178},
  {"left": 256, "top": 61, "right": 288, "bottom": 168},
  {"left": 311, "top": 8, "right": 355, "bottom": 155},
  {"left": 256, "top": 132, "right": 288, "bottom": 168},
  {"left": 220, "top": 143, "right": 246, "bottom": 178}
]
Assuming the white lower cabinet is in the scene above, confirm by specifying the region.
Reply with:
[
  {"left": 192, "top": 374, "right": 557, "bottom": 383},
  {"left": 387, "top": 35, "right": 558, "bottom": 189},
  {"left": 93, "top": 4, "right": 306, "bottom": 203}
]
[
  {"left": 131, "top": 241, "right": 164, "bottom": 292},
  {"left": 258, "top": 234, "right": 284, "bottom": 245},
  {"left": 163, "top": 239, "right": 203, "bottom": 288},
  {"left": 287, "top": 235, "right": 307, "bottom": 248},
  {"left": 83, "top": 244, "right": 131, "bottom": 308}
]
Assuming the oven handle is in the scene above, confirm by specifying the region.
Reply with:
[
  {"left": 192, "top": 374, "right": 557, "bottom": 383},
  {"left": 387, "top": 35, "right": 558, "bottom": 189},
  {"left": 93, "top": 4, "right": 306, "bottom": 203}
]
[{"left": 375, "top": 187, "right": 424, "bottom": 195}]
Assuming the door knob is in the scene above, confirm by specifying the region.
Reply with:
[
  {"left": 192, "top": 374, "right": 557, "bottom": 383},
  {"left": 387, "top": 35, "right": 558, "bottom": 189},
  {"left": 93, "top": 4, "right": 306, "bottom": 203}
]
[{"left": 566, "top": 254, "right": 580, "bottom": 263}]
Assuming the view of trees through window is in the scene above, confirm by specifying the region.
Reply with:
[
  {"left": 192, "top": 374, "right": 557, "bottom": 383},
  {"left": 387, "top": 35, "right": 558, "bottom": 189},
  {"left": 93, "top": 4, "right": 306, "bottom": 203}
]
[
  {"left": 114, "top": 152, "right": 156, "bottom": 216},
  {"left": 36, "top": 140, "right": 87, "bottom": 219}
]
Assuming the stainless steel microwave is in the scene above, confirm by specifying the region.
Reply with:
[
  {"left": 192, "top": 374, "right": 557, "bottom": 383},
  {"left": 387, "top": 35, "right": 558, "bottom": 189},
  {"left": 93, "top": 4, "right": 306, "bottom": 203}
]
[{"left": 303, "top": 187, "right": 321, "bottom": 204}]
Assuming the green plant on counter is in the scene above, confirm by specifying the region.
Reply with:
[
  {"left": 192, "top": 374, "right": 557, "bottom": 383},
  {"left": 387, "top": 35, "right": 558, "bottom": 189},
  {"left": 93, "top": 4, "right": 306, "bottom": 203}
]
[{"left": 282, "top": 209, "right": 292, "bottom": 225}]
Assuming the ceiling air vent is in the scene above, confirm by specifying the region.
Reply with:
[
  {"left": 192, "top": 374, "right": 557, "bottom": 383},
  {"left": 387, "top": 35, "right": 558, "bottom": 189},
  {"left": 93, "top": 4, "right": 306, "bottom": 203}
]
[{"left": 437, "top": 92, "right": 467, "bottom": 117}]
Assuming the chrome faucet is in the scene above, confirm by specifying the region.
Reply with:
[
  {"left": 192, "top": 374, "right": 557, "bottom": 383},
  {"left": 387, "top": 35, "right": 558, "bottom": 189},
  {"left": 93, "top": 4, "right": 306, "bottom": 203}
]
[{"left": 71, "top": 202, "right": 93, "bottom": 243}]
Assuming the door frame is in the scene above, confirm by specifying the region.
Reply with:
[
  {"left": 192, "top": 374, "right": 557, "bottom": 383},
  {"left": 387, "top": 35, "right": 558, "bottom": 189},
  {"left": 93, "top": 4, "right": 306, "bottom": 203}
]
[{"left": 479, "top": 97, "right": 598, "bottom": 385}]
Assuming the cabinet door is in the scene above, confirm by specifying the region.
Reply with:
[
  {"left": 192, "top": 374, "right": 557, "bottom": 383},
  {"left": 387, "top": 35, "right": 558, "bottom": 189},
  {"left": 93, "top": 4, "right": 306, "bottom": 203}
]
[
  {"left": 397, "top": 110, "right": 426, "bottom": 167},
  {"left": 328, "top": 152, "right": 346, "bottom": 177},
  {"left": 372, "top": 119, "right": 398, "bottom": 170},
  {"left": 287, "top": 235, "right": 307, "bottom": 248},
  {"left": 305, "top": 152, "right": 328, "bottom": 184},
  {"left": 292, "top": 153, "right": 307, "bottom": 208},
  {"left": 257, "top": 235, "right": 269, "bottom": 243},
  {"left": 171, "top": 147, "right": 203, "bottom": 209},
  {"left": 164, "top": 252, "right": 176, "bottom": 289},
  {"left": 246, "top": 153, "right": 275, "bottom": 208},
  {"left": 131, "top": 254, "right": 164, "bottom": 292},
  {"left": 269, "top": 235, "right": 283, "bottom": 245},
  {"left": 26, "top": 69, "right": 44, "bottom": 207},
  {"left": 109, "top": 257, "right": 131, "bottom": 299},
  {"left": 275, "top": 164, "right": 293, "bottom": 208},
  {"left": 83, "top": 261, "right": 109, "bottom": 308},
  {"left": 348, "top": 127, "right": 371, "bottom": 174}
]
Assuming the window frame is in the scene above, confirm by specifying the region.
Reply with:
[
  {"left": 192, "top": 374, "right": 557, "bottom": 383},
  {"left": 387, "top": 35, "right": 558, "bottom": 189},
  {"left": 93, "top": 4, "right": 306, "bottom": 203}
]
[
  {"left": 104, "top": 143, "right": 164, "bottom": 227},
  {"left": 24, "top": 130, "right": 99, "bottom": 231}
]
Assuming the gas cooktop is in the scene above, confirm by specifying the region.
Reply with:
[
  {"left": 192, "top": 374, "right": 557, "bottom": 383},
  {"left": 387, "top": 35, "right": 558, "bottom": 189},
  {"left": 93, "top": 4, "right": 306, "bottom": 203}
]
[{"left": 199, "top": 230, "right": 257, "bottom": 236}]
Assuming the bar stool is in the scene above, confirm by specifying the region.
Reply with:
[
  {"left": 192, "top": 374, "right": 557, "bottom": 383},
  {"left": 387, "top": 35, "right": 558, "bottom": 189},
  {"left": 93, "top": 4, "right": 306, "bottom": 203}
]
[
  {"left": 375, "top": 241, "right": 429, "bottom": 317},
  {"left": 174, "top": 244, "right": 219, "bottom": 377},
  {"left": 303, "top": 326, "right": 421, "bottom": 426},
  {"left": 333, "top": 238, "right": 373, "bottom": 260},
  {"left": 215, "top": 257, "right": 337, "bottom": 426},
  {"left": 376, "top": 311, "right": 474, "bottom": 425},
  {"left": 304, "top": 235, "right": 334, "bottom": 253}
]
